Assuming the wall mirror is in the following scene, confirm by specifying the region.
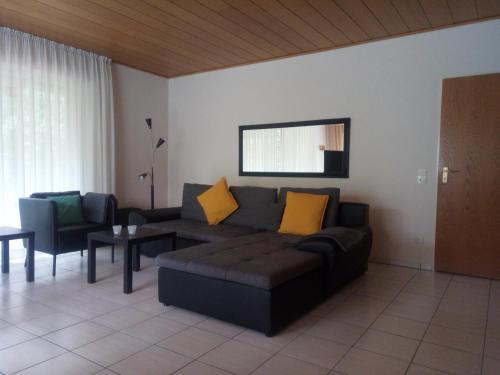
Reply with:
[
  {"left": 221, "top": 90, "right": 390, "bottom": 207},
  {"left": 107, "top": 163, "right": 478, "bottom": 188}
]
[{"left": 239, "top": 118, "right": 350, "bottom": 178}]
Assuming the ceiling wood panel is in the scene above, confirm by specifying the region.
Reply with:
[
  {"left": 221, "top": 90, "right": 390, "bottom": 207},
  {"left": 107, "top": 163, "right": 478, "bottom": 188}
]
[
  {"left": 476, "top": 0, "right": 500, "bottom": 16},
  {"left": 419, "top": 0, "right": 454, "bottom": 27},
  {"left": 1, "top": 0, "right": 498, "bottom": 78},
  {"left": 37, "top": 0, "right": 228, "bottom": 67},
  {"left": 170, "top": 0, "right": 284, "bottom": 56},
  {"left": 447, "top": 0, "right": 478, "bottom": 22},
  {"left": 391, "top": 0, "right": 431, "bottom": 31},
  {"left": 280, "top": 0, "right": 350, "bottom": 45},
  {"left": 252, "top": 0, "right": 334, "bottom": 48},
  {"left": 335, "top": 0, "right": 389, "bottom": 38},
  {"left": 306, "top": 0, "right": 368, "bottom": 42},
  {"left": 198, "top": 0, "right": 301, "bottom": 54},
  {"left": 363, "top": 0, "right": 409, "bottom": 34}
]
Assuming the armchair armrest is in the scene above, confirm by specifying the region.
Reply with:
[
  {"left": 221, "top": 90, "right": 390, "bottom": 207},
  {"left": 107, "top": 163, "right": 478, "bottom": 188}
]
[
  {"left": 19, "top": 198, "right": 58, "bottom": 251},
  {"left": 338, "top": 203, "right": 370, "bottom": 227},
  {"left": 129, "top": 207, "right": 181, "bottom": 226}
]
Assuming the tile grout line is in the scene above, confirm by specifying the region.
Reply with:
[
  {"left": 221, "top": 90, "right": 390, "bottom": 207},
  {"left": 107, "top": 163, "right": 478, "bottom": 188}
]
[
  {"left": 329, "top": 269, "right": 422, "bottom": 373},
  {"left": 246, "top": 282, "right": 363, "bottom": 374},
  {"left": 403, "top": 274, "right": 454, "bottom": 375},
  {"left": 251, "top": 265, "right": 413, "bottom": 373},
  {"left": 480, "top": 279, "right": 492, "bottom": 374}
]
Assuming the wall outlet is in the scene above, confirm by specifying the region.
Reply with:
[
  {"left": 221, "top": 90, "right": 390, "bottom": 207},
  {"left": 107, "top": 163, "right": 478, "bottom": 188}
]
[
  {"left": 417, "top": 169, "right": 427, "bottom": 184},
  {"left": 414, "top": 236, "right": 424, "bottom": 245}
]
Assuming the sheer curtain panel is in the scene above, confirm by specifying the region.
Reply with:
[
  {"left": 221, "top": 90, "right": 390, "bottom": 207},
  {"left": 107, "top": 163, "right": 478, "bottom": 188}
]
[{"left": 0, "top": 28, "right": 115, "bottom": 226}]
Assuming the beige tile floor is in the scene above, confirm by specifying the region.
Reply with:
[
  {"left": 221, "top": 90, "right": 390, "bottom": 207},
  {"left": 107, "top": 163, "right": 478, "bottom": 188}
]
[{"left": 0, "top": 246, "right": 498, "bottom": 375}]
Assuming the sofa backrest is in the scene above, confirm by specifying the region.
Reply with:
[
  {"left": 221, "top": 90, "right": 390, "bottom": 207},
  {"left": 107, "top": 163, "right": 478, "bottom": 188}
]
[
  {"left": 223, "top": 186, "right": 278, "bottom": 227},
  {"left": 278, "top": 187, "right": 340, "bottom": 228},
  {"left": 180, "top": 183, "right": 211, "bottom": 221},
  {"left": 30, "top": 191, "right": 81, "bottom": 199}
]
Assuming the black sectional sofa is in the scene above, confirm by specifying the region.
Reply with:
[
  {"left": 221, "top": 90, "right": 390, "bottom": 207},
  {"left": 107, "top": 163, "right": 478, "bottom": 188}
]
[{"left": 130, "top": 183, "right": 372, "bottom": 336}]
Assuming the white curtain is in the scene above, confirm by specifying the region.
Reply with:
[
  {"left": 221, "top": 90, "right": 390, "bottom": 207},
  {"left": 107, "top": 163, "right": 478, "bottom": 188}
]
[
  {"left": 0, "top": 28, "right": 115, "bottom": 226},
  {"left": 242, "top": 125, "right": 325, "bottom": 173}
]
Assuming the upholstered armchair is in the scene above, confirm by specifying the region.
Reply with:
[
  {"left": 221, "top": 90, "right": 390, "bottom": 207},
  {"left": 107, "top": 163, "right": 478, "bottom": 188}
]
[{"left": 19, "top": 191, "right": 117, "bottom": 276}]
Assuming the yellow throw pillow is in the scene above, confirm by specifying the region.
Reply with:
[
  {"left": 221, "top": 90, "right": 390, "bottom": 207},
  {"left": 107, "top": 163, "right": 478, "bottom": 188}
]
[
  {"left": 197, "top": 177, "right": 239, "bottom": 225},
  {"left": 279, "top": 192, "right": 329, "bottom": 236}
]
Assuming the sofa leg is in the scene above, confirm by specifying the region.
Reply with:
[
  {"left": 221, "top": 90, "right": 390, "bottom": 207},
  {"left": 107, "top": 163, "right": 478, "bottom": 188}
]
[
  {"left": 52, "top": 255, "right": 56, "bottom": 277},
  {"left": 80, "top": 249, "right": 83, "bottom": 257},
  {"left": 111, "top": 245, "right": 115, "bottom": 263}
]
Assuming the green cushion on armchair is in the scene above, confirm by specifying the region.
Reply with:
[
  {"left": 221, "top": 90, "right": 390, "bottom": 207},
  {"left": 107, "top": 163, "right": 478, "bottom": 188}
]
[{"left": 47, "top": 195, "right": 86, "bottom": 226}]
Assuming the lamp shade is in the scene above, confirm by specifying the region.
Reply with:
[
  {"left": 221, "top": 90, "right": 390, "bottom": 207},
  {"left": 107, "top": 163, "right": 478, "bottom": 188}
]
[
  {"left": 145, "top": 118, "right": 152, "bottom": 129},
  {"left": 156, "top": 138, "right": 166, "bottom": 149}
]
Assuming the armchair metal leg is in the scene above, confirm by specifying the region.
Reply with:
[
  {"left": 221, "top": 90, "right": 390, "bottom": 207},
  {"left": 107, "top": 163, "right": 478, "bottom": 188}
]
[
  {"left": 111, "top": 245, "right": 115, "bottom": 263},
  {"left": 52, "top": 255, "right": 56, "bottom": 276}
]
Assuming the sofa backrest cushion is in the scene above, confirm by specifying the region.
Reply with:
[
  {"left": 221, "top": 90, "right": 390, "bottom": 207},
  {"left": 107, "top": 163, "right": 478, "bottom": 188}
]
[
  {"left": 278, "top": 187, "right": 340, "bottom": 227},
  {"left": 181, "top": 183, "right": 211, "bottom": 221},
  {"left": 253, "top": 203, "right": 285, "bottom": 231},
  {"left": 224, "top": 186, "right": 278, "bottom": 227}
]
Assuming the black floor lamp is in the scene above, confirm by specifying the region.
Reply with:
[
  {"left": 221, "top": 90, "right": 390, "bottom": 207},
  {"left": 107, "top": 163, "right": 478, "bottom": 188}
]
[{"left": 138, "top": 118, "right": 165, "bottom": 209}]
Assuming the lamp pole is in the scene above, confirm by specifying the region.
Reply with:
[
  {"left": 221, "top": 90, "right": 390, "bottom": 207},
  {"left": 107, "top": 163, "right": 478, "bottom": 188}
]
[{"left": 139, "top": 118, "right": 165, "bottom": 210}]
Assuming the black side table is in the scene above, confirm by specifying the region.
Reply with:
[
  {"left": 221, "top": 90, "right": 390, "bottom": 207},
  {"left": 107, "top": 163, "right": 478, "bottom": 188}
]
[
  {"left": 87, "top": 227, "right": 176, "bottom": 294},
  {"left": 0, "top": 226, "right": 35, "bottom": 282}
]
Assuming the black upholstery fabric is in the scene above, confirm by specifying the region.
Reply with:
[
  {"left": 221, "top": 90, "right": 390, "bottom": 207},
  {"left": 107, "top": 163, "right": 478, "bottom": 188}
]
[
  {"left": 19, "top": 198, "right": 57, "bottom": 251},
  {"left": 58, "top": 223, "right": 108, "bottom": 253},
  {"left": 223, "top": 186, "right": 278, "bottom": 227},
  {"left": 253, "top": 203, "right": 285, "bottom": 231},
  {"left": 82, "top": 193, "right": 109, "bottom": 224},
  {"left": 144, "top": 219, "right": 257, "bottom": 243},
  {"left": 279, "top": 187, "right": 340, "bottom": 227},
  {"left": 155, "top": 232, "right": 322, "bottom": 289},
  {"left": 338, "top": 202, "right": 370, "bottom": 227},
  {"left": 158, "top": 267, "right": 324, "bottom": 336},
  {"left": 129, "top": 207, "right": 181, "bottom": 226},
  {"left": 19, "top": 192, "right": 117, "bottom": 258},
  {"left": 180, "top": 183, "right": 211, "bottom": 222}
]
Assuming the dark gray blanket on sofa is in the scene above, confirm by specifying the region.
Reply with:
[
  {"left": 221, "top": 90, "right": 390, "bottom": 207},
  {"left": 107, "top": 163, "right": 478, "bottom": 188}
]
[{"left": 294, "top": 226, "right": 369, "bottom": 273}]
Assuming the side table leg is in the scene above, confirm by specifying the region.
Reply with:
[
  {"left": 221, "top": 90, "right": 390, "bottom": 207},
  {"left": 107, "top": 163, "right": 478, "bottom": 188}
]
[
  {"left": 26, "top": 235, "right": 34, "bottom": 282},
  {"left": 88, "top": 239, "right": 96, "bottom": 283},
  {"left": 1, "top": 240, "right": 9, "bottom": 273},
  {"left": 133, "top": 244, "right": 141, "bottom": 272},
  {"left": 124, "top": 242, "right": 133, "bottom": 293}
]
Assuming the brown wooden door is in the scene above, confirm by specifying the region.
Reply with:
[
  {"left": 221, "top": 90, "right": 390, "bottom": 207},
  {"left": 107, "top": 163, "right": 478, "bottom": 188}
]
[{"left": 435, "top": 73, "right": 500, "bottom": 280}]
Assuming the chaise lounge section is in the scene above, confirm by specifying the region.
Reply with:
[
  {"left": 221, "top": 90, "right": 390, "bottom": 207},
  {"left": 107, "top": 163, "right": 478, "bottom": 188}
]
[{"left": 131, "top": 183, "right": 372, "bottom": 335}]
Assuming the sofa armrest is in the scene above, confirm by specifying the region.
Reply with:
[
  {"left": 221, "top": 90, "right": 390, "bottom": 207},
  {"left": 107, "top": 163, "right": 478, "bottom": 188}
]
[
  {"left": 19, "top": 198, "right": 58, "bottom": 250},
  {"left": 129, "top": 207, "right": 181, "bottom": 226},
  {"left": 338, "top": 203, "right": 369, "bottom": 227}
]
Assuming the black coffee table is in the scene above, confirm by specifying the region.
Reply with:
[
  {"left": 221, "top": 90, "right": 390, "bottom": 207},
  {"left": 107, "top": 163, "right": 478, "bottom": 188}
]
[
  {"left": 87, "top": 227, "right": 176, "bottom": 294},
  {"left": 0, "top": 226, "right": 35, "bottom": 282}
]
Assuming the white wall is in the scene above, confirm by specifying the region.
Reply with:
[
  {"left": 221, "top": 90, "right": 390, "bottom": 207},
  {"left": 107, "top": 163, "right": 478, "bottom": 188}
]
[
  {"left": 167, "top": 20, "right": 500, "bottom": 270},
  {"left": 113, "top": 64, "right": 168, "bottom": 209}
]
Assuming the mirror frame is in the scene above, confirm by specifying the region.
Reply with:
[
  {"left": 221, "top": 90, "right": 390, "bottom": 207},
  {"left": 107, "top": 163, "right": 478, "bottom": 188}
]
[{"left": 239, "top": 118, "right": 350, "bottom": 178}]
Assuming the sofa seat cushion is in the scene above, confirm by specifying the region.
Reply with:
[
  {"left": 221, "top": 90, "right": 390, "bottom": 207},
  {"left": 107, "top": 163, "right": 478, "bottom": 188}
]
[
  {"left": 143, "top": 219, "right": 258, "bottom": 243},
  {"left": 155, "top": 232, "right": 323, "bottom": 290}
]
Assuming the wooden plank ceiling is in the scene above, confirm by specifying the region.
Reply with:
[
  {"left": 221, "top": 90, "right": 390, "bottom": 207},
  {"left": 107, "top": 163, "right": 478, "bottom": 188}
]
[{"left": 1, "top": 0, "right": 499, "bottom": 77}]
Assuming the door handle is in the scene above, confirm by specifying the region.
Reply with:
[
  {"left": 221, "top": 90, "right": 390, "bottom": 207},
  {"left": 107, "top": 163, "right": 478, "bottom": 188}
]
[{"left": 442, "top": 166, "right": 460, "bottom": 183}]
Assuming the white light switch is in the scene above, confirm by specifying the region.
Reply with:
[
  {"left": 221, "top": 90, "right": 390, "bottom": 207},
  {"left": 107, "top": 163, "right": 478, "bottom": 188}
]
[{"left": 417, "top": 169, "right": 427, "bottom": 184}]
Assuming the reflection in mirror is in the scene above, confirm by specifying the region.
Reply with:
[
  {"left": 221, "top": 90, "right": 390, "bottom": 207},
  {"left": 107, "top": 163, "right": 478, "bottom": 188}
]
[{"left": 239, "top": 119, "right": 350, "bottom": 178}]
